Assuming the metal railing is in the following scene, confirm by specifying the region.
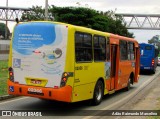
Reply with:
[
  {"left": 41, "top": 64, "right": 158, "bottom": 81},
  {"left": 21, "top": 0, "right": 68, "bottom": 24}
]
[{"left": 115, "top": 14, "right": 160, "bottom": 30}]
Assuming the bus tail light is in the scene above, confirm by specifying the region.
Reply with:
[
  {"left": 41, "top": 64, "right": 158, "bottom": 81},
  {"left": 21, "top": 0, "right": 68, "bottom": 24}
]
[
  {"left": 8, "top": 67, "right": 14, "bottom": 82},
  {"left": 60, "top": 72, "right": 73, "bottom": 87},
  {"left": 152, "top": 59, "right": 155, "bottom": 66}
]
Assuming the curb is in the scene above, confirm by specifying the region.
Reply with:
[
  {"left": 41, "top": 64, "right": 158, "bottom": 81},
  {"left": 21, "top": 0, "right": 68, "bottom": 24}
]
[{"left": 0, "top": 95, "right": 17, "bottom": 101}]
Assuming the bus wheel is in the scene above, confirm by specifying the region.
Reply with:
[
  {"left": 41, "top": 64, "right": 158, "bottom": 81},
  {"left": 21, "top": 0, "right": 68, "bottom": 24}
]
[
  {"left": 92, "top": 80, "right": 104, "bottom": 105},
  {"left": 152, "top": 69, "right": 155, "bottom": 74},
  {"left": 125, "top": 77, "right": 131, "bottom": 91}
]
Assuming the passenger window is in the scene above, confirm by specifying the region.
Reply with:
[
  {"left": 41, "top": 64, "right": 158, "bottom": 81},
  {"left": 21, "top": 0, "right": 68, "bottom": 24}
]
[
  {"left": 75, "top": 32, "right": 92, "bottom": 62},
  {"left": 120, "top": 40, "right": 128, "bottom": 60},
  {"left": 94, "top": 35, "right": 106, "bottom": 61},
  {"left": 128, "top": 42, "right": 135, "bottom": 60}
]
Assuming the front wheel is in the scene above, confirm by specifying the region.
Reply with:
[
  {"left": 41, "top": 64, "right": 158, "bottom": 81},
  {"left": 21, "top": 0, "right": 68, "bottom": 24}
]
[{"left": 92, "top": 80, "right": 104, "bottom": 105}]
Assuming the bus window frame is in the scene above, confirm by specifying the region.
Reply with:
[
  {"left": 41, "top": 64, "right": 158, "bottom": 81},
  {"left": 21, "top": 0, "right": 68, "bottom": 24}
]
[{"left": 106, "top": 37, "right": 110, "bottom": 61}]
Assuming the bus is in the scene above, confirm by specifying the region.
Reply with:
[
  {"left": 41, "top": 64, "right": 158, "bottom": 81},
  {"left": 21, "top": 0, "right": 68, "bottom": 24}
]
[
  {"left": 8, "top": 21, "right": 140, "bottom": 105},
  {"left": 140, "top": 43, "right": 158, "bottom": 73}
]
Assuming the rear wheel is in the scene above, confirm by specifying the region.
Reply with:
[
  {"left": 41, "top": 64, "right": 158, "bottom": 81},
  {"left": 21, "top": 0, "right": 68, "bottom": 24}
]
[
  {"left": 92, "top": 80, "right": 104, "bottom": 105},
  {"left": 152, "top": 68, "right": 155, "bottom": 74},
  {"left": 125, "top": 77, "right": 131, "bottom": 91}
]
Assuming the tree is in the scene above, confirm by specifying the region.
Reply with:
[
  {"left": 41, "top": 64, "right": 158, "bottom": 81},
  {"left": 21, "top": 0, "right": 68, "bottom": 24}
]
[
  {"left": 148, "top": 35, "right": 160, "bottom": 51},
  {"left": 0, "top": 23, "right": 10, "bottom": 39},
  {"left": 21, "top": 6, "right": 134, "bottom": 38}
]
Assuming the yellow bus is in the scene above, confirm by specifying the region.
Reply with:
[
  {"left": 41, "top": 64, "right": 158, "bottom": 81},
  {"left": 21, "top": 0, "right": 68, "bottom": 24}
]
[{"left": 8, "top": 21, "right": 140, "bottom": 105}]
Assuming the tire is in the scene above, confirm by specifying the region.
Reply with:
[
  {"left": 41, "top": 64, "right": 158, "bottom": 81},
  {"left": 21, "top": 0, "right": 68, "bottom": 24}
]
[
  {"left": 92, "top": 80, "right": 104, "bottom": 105},
  {"left": 152, "top": 68, "right": 155, "bottom": 74},
  {"left": 125, "top": 77, "right": 131, "bottom": 91}
]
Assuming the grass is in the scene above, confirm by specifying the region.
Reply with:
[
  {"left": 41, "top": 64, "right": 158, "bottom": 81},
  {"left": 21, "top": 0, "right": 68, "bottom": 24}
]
[{"left": 0, "top": 60, "right": 8, "bottom": 96}]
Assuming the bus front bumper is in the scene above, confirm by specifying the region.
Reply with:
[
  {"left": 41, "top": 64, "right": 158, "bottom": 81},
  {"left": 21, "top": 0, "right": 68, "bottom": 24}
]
[{"left": 7, "top": 79, "right": 72, "bottom": 102}]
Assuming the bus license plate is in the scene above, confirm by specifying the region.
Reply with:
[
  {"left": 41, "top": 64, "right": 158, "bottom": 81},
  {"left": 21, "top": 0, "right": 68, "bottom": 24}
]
[
  {"left": 144, "top": 67, "right": 150, "bottom": 69},
  {"left": 31, "top": 79, "right": 42, "bottom": 84}
]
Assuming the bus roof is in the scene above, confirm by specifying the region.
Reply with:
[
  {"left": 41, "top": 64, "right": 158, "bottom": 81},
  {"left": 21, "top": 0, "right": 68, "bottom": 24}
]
[
  {"left": 139, "top": 43, "right": 158, "bottom": 49},
  {"left": 17, "top": 21, "right": 110, "bottom": 37},
  {"left": 16, "top": 21, "right": 138, "bottom": 46},
  {"left": 109, "top": 33, "right": 139, "bottom": 47}
]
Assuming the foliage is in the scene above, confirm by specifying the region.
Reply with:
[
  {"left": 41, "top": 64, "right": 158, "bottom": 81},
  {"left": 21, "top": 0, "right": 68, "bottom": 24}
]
[
  {"left": 148, "top": 35, "right": 160, "bottom": 51},
  {"left": 0, "top": 23, "right": 10, "bottom": 39},
  {"left": 21, "top": 6, "right": 134, "bottom": 38},
  {"left": 0, "top": 60, "right": 8, "bottom": 96}
]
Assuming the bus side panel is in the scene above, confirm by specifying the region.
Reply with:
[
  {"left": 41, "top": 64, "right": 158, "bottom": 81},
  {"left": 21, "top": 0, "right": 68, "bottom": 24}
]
[
  {"left": 73, "top": 62, "right": 106, "bottom": 102},
  {"left": 72, "top": 83, "right": 95, "bottom": 102},
  {"left": 117, "top": 61, "right": 132, "bottom": 90}
]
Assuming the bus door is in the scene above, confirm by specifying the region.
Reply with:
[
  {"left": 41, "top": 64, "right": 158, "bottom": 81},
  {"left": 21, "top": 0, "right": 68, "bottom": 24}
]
[{"left": 110, "top": 44, "right": 117, "bottom": 90}]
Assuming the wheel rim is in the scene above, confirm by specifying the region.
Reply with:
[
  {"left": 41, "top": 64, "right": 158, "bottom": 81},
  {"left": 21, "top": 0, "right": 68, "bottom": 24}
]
[{"left": 95, "top": 84, "right": 102, "bottom": 101}]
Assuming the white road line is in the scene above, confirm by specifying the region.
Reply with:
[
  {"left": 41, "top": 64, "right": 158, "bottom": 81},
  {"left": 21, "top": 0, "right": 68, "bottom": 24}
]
[
  {"left": 83, "top": 70, "right": 160, "bottom": 119},
  {"left": 0, "top": 97, "right": 29, "bottom": 105}
]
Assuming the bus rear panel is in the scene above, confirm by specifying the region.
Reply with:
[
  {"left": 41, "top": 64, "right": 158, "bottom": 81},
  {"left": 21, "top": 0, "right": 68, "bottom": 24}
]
[
  {"left": 140, "top": 43, "right": 158, "bottom": 73},
  {"left": 8, "top": 22, "right": 73, "bottom": 102}
]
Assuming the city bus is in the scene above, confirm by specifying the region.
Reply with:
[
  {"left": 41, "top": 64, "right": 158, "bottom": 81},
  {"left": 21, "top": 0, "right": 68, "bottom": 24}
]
[
  {"left": 140, "top": 43, "right": 158, "bottom": 73},
  {"left": 8, "top": 21, "right": 140, "bottom": 105}
]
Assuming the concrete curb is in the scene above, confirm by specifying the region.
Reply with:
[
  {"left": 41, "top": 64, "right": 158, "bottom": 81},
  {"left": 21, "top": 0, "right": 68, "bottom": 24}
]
[{"left": 0, "top": 95, "right": 17, "bottom": 101}]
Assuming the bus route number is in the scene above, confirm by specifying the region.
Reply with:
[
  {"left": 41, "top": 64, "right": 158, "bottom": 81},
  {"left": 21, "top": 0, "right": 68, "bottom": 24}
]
[{"left": 75, "top": 66, "right": 83, "bottom": 70}]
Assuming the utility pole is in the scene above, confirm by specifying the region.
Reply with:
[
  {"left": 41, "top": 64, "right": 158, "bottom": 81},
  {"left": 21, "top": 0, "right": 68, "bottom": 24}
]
[
  {"left": 45, "top": 0, "right": 48, "bottom": 20},
  {"left": 5, "top": 0, "right": 8, "bottom": 39}
]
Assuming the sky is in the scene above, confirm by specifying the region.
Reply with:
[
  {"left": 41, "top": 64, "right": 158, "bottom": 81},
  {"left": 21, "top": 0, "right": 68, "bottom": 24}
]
[{"left": 1, "top": 0, "right": 160, "bottom": 43}]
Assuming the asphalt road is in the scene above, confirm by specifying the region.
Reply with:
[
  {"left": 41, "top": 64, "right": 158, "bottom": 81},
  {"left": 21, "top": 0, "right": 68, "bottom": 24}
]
[{"left": 0, "top": 67, "right": 160, "bottom": 119}]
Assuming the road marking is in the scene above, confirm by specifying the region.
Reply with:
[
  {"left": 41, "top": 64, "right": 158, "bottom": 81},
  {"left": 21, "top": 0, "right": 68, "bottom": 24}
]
[
  {"left": 0, "top": 97, "right": 29, "bottom": 105},
  {"left": 83, "top": 70, "right": 160, "bottom": 119}
]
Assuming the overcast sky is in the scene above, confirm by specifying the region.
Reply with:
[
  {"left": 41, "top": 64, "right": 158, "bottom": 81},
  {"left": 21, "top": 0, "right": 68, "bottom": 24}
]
[{"left": 1, "top": 0, "right": 160, "bottom": 43}]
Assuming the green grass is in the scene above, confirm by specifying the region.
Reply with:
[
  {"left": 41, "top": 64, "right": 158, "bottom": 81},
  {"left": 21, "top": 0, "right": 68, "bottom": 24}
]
[{"left": 0, "top": 60, "right": 8, "bottom": 96}]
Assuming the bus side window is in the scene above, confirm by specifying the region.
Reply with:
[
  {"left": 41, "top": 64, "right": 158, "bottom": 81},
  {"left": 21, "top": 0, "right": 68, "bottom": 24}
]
[
  {"left": 120, "top": 40, "right": 128, "bottom": 60},
  {"left": 128, "top": 42, "right": 135, "bottom": 60},
  {"left": 75, "top": 32, "right": 92, "bottom": 62},
  {"left": 93, "top": 35, "right": 106, "bottom": 61}
]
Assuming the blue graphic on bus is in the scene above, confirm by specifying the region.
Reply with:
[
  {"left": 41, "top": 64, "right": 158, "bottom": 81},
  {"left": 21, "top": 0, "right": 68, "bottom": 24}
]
[{"left": 12, "top": 22, "right": 56, "bottom": 55}]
